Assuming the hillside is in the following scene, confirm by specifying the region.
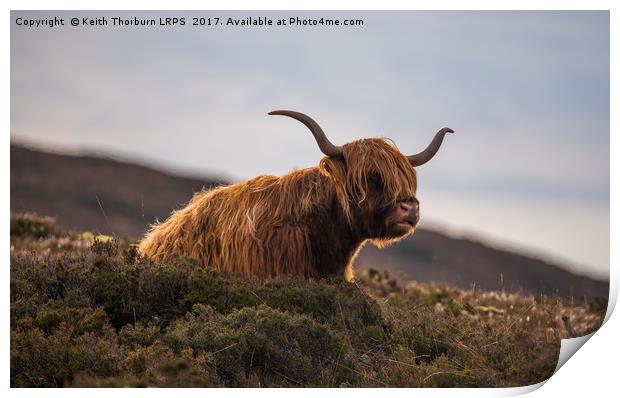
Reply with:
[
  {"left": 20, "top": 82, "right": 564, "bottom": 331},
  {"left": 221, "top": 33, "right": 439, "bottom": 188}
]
[
  {"left": 9, "top": 214, "right": 605, "bottom": 387},
  {"left": 355, "top": 231, "right": 608, "bottom": 299},
  {"left": 10, "top": 145, "right": 225, "bottom": 238},
  {"left": 10, "top": 144, "right": 608, "bottom": 299}
]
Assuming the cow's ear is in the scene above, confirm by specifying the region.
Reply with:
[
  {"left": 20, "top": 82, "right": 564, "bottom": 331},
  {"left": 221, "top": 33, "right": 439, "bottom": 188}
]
[{"left": 319, "top": 156, "right": 346, "bottom": 179}]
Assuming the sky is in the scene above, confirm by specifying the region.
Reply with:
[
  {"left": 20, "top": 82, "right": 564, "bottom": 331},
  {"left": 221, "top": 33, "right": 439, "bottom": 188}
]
[{"left": 10, "top": 10, "right": 610, "bottom": 279}]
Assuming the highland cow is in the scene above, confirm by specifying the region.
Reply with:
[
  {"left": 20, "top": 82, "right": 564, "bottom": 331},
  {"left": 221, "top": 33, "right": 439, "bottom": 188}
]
[{"left": 138, "top": 111, "right": 453, "bottom": 281}]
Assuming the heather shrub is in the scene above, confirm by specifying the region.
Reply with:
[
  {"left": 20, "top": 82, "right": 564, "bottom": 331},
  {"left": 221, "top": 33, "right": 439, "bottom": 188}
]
[
  {"left": 164, "top": 304, "right": 357, "bottom": 386},
  {"left": 10, "top": 213, "right": 65, "bottom": 239},
  {"left": 10, "top": 214, "right": 606, "bottom": 387},
  {"left": 72, "top": 341, "right": 219, "bottom": 387},
  {"left": 11, "top": 306, "right": 122, "bottom": 387},
  {"left": 118, "top": 322, "right": 161, "bottom": 348}
]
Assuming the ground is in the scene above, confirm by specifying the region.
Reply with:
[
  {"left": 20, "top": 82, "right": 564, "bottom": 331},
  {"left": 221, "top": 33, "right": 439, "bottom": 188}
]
[{"left": 10, "top": 213, "right": 605, "bottom": 387}]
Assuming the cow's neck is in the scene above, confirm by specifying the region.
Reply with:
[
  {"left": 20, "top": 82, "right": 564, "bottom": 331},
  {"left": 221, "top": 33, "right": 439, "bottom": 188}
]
[{"left": 307, "top": 183, "right": 365, "bottom": 278}]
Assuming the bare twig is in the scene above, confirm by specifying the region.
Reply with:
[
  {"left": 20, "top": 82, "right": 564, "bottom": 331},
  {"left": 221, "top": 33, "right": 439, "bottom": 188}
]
[
  {"left": 562, "top": 315, "right": 577, "bottom": 338},
  {"left": 249, "top": 290, "right": 266, "bottom": 305},
  {"left": 337, "top": 299, "right": 352, "bottom": 346},
  {"left": 95, "top": 195, "right": 108, "bottom": 220},
  {"left": 380, "top": 357, "right": 418, "bottom": 368},
  {"left": 502, "top": 303, "right": 535, "bottom": 333},
  {"left": 211, "top": 342, "right": 239, "bottom": 355},
  {"left": 337, "top": 363, "right": 388, "bottom": 387},
  {"left": 269, "top": 368, "right": 304, "bottom": 386}
]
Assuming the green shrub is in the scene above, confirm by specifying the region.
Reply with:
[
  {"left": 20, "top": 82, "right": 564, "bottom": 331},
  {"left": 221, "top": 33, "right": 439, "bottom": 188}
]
[
  {"left": 10, "top": 216, "right": 605, "bottom": 387},
  {"left": 10, "top": 213, "right": 65, "bottom": 239},
  {"left": 164, "top": 304, "right": 357, "bottom": 387},
  {"left": 119, "top": 322, "right": 161, "bottom": 348},
  {"left": 72, "top": 342, "right": 219, "bottom": 387},
  {"left": 11, "top": 311, "right": 122, "bottom": 387}
]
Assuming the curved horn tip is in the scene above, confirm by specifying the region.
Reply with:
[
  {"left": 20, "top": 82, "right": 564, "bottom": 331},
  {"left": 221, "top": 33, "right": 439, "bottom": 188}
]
[
  {"left": 268, "top": 110, "right": 290, "bottom": 116},
  {"left": 266, "top": 110, "right": 343, "bottom": 157},
  {"left": 407, "top": 127, "right": 454, "bottom": 167}
]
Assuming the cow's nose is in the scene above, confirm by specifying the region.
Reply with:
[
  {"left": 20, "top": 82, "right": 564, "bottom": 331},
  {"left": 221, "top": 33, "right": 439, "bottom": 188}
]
[{"left": 399, "top": 201, "right": 419, "bottom": 217}]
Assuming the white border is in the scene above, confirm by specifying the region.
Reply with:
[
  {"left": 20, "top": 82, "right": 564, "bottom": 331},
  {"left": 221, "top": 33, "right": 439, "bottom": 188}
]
[{"left": 4, "top": 1, "right": 617, "bottom": 396}]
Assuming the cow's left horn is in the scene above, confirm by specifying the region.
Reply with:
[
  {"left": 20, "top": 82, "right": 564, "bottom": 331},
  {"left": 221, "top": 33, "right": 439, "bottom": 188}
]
[
  {"left": 269, "top": 110, "right": 343, "bottom": 157},
  {"left": 407, "top": 127, "right": 454, "bottom": 167}
]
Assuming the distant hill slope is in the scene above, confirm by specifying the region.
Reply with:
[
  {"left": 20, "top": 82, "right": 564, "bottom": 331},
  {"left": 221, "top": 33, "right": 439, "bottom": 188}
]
[
  {"left": 10, "top": 144, "right": 608, "bottom": 299},
  {"left": 355, "top": 231, "right": 608, "bottom": 299},
  {"left": 10, "top": 145, "right": 225, "bottom": 238}
]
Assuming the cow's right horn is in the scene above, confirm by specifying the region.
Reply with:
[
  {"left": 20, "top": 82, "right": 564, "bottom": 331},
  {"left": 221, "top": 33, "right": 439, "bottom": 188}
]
[{"left": 407, "top": 127, "right": 454, "bottom": 167}]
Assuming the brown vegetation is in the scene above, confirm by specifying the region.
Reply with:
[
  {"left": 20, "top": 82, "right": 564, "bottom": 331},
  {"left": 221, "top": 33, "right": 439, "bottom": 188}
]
[{"left": 10, "top": 214, "right": 605, "bottom": 387}]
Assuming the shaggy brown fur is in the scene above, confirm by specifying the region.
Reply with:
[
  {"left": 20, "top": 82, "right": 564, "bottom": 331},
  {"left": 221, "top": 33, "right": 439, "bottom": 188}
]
[{"left": 139, "top": 138, "right": 418, "bottom": 281}]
